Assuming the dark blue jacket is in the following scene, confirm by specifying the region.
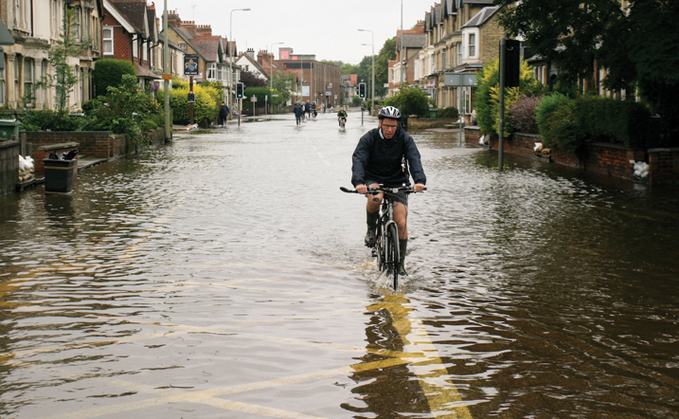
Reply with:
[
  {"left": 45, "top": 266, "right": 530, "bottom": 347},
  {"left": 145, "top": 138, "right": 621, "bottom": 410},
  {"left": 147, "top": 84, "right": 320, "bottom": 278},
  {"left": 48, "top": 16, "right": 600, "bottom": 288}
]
[{"left": 351, "top": 125, "right": 426, "bottom": 188}]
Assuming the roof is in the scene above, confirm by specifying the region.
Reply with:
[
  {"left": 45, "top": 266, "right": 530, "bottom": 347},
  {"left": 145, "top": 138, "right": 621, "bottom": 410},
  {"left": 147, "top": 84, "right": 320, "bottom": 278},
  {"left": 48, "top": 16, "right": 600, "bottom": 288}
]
[
  {"left": 109, "top": 1, "right": 148, "bottom": 36},
  {"left": 462, "top": 6, "right": 501, "bottom": 28},
  {"left": 135, "top": 63, "right": 160, "bottom": 79},
  {"left": 192, "top": 38, "right": 220, "bottom": 62},
  {"left": 399, "top": 34, "right": 427, "bottom": 49}
]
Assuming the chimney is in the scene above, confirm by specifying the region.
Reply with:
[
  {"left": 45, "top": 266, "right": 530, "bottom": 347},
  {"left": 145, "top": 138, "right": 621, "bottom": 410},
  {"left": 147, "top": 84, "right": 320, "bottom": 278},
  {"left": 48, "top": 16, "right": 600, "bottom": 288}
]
[
  {"left": 196, "top": 24, "right": 212, "bottom": 37},
  {"left": 167, "top": 10, "right": 181, "bottom": 27}
]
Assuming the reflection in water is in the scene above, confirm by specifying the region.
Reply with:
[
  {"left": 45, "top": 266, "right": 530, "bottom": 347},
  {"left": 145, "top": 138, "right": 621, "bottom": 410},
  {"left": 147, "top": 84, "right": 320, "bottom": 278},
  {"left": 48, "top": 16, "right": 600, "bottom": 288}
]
[
  {"left": 344, "top": 296, "right": 473, "bottom": 418},
  {"left": 0, "top": 118, "right": 677, "bottom": 418}
]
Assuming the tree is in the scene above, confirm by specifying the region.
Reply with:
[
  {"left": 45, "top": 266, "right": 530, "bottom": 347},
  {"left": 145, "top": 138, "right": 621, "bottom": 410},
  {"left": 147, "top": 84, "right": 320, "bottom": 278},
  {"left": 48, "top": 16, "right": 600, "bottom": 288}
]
[
  {"left": 271, "top": 72, "right": 297, "bottom": 105},
  {"left": 340, "top": 63, "right": 359, "bottom": 75},
  {"left": 375, "top": 37, "right": 397, "bottom": 97},
  {"left": 35, "top": 8, "right": 91, "bottom": 111},
  {"left": 240, "top": 70, "right": 267, "bottom": 88},
  {"left": 496, "top": 0, "right": 679, "bottom": 143},
  {"left": 385, "top": 85, "right": 430, "bottom": 118}
]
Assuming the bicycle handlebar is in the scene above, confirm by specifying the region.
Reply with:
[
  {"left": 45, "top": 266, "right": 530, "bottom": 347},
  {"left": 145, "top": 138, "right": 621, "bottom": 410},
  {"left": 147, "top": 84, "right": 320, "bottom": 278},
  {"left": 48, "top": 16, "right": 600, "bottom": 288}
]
[{"left": 340, "top": 186, "right": 426, "bottom": 194}]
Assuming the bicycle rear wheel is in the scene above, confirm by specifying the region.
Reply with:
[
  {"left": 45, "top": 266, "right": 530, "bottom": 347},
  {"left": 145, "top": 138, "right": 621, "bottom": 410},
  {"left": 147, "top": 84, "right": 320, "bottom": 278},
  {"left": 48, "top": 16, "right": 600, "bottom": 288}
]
[{"left": 385, "top": 223, "right": 400, "bottom": 289}]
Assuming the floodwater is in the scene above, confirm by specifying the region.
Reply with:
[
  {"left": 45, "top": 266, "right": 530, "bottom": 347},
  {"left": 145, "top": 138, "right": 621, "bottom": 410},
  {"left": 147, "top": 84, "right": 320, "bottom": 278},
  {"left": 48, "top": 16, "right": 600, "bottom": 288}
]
[{"left": 0, "top": 111, "right": 678, "bottom": 418}]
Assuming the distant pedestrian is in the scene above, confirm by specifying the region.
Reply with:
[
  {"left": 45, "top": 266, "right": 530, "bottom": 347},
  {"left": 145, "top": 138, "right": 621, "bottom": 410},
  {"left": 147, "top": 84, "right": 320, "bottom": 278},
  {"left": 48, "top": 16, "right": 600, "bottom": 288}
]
[
  {"left": 219, "top": 102, "right": 229, "bottom": 126},
  {"left": 293, "top": 102, "right": 304, "bottom": 125},
  {"left": 304, "top": 101, "right": 311, "bottom": 119}
]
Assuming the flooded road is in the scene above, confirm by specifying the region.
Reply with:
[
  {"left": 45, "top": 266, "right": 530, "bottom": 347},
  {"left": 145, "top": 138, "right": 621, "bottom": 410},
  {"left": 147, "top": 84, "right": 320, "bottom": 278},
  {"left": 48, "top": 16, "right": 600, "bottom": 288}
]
[{"left": 1, "top": 112, "right": 678, "bottom": 418}]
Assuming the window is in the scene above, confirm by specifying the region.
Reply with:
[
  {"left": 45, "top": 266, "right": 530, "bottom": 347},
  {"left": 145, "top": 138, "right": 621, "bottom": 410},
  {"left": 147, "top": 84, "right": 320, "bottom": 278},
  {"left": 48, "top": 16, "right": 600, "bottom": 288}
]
[
  {"left": 0, "top": 67, "right": 5, "bottom": 105},
  {"left": 442, "top": 50, "right": 447, "bottom": 70},
  {"left": 52, "top": 0, "right": 59, "bottom": 37},
  {"left": 72, "top": 7, "right": 81, "bottom": 40},
  {"left": 103, "top": 27, "right": 113, "bottom": 55},
  {"left": 179, "top": 43, "right": 186, "bottom": 52},
  {"left": 456, "top": 42, "right": 462, "bottom": 65},
  {"left": 207, "top": 63, "right": 217, "bottom": 80},
  {"left": 468, "top": 33, "right": 476, "bottom": 57},
  {"left": 132, "top": 35, "right": 138, "bottom": 59},
  {"left": 40, "top": 60, "right": 47, "bottom": 105},
  {"left": 24, "top": 58, "right": 34, "bottom": 106},
  {"left": 15, "top": 0, "right": 25, "bottom": 30}
]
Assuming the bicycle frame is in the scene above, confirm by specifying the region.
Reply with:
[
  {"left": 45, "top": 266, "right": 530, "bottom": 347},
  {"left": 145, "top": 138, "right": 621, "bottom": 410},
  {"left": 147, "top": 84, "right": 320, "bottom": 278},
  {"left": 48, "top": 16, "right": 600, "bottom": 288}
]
[{"left": 341, "top": 185, "right": 424, "bottom": 290}]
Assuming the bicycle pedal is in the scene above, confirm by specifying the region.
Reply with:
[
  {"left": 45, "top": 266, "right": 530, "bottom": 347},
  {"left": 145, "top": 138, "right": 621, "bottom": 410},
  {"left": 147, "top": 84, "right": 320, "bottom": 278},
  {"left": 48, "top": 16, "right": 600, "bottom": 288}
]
[{"left": 371, "top": 249, "right": 377, "bottom": 257}]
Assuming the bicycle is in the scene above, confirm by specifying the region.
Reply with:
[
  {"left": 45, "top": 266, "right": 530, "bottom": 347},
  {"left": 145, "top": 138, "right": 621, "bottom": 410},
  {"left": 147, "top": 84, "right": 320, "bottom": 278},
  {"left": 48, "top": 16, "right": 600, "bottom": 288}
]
[
  {"left": 341, "top": 185, "right": 424, "bottom": 289},
  {"left": 338, "top": 117, "right": 346, "bottom": 129}
]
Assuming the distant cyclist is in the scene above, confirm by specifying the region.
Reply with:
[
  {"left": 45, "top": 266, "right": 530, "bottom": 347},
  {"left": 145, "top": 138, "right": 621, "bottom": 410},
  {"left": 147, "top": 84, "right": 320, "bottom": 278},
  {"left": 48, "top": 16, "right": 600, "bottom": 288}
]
[
  {"left": 337, "top": 107, "right": 348, "bottom": 127},
  {"left": 350, "top": 105, "right": 426, "bottom": 275}
]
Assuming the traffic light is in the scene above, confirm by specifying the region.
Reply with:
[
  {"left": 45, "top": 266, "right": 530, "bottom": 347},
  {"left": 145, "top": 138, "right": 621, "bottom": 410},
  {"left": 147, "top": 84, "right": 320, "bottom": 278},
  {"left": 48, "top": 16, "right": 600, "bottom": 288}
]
[
  {"left": 236, "top": 83, "right": 244, "bottom": 99},
  {"left": 503, "top": 39, "right": 521, "bottom": 88},
  {"left": 358, "top": 82, "right": 366, "bottom": 98}
]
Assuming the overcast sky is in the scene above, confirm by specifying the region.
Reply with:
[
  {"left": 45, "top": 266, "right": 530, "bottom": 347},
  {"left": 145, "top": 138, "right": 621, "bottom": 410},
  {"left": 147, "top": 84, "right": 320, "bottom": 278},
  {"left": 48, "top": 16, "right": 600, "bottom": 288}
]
[{"left": 163, "top": 0, "right": 437, "bottom": 64}]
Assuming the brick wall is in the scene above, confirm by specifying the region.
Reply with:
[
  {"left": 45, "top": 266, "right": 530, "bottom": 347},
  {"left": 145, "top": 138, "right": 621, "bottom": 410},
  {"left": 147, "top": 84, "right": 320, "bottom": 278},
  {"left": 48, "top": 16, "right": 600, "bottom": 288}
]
[
  {"left": 0, "top": 140, "right": 20, "bottom": 195},
  {"left": 649, "top": 148, "right": 679, "bottom": 186},
  {"left": 463, "top": 127, "right": 679, "bottom": 185},
  {"left": 26, "top": 131, "right": 124, "bottom": 159}
]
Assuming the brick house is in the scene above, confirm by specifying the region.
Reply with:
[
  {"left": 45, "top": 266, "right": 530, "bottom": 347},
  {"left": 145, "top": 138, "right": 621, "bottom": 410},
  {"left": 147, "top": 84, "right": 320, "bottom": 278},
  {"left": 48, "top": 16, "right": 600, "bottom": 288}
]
[
  {"left": 163, "top": 12, "right": 231, "bottom": 102},
  {"left": 387, "top": 21, "right": 426, "bottom": 98},
  {"left": 102, "top": 0, "right": 159, "bottom": 92}
]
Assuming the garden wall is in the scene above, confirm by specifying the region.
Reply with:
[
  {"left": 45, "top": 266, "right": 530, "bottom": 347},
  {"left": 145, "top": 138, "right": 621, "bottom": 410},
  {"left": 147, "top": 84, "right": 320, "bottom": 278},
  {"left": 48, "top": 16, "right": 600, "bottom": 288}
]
[
  {"left": 464, "top": 127, "right": 679, "bottom": 185},
  {"left": 25, "top": 131, "right": 125, "bottom": 159},
  {"left": 0, "top": 140, "right": 19, "bottom": 195},
  {"left": 408, "top": 117, "right": 460, "bottom": 130}
]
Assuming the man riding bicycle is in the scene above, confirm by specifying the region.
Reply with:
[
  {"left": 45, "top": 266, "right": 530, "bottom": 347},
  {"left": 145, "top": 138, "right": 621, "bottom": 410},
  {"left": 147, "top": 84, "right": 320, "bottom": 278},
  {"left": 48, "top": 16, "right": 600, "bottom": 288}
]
[
  {"left": 337, "top": 107, "right": 348, "bottom": 127},
  {"left": 351, "top": 105, "right": 426, "bottom": 275}
]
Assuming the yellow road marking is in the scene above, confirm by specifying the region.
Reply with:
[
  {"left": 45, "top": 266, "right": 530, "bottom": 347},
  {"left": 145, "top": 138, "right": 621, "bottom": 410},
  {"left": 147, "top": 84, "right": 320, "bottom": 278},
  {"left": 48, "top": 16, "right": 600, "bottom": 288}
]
[{"left": 372, "top": 295, "right": 474, "bottom": 419}]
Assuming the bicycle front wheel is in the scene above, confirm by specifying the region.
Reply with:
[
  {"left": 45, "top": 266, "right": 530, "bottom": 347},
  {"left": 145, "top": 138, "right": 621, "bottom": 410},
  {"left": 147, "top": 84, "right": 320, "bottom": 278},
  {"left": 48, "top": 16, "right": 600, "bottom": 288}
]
[{"left": 385, "top": 223, "right": 400, "bottom": 289}]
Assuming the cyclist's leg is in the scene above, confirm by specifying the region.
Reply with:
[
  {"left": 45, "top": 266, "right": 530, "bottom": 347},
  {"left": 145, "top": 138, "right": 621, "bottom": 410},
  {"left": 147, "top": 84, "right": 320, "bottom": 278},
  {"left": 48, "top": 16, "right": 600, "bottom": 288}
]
[
  {"left": 393, "top": 202, "right": 408, "bottom": 239},
  {"left": 393, "top": 202, "right": 409, "bottom": 275},
  {"left": 364, "top": 182, "right": 382, "bottom": 246}
]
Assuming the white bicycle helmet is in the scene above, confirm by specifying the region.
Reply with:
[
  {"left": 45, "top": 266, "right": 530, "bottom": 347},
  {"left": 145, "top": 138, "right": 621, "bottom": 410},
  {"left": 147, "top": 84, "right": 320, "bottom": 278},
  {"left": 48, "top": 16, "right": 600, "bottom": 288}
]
[{"left": 378, "top": 105, "right": 402, "bottom": 120}]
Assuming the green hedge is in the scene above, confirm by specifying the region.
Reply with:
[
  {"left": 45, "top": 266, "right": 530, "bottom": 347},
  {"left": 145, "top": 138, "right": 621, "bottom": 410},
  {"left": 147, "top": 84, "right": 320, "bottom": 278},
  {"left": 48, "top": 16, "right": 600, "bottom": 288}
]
[
  {"left": 92, "top": 59, "right": 137, "bottom": 98},
  {"left": 536, "top": 93, "right": 652, "bottom": 153},
  {"left": 572, "top": 96, "right": 651, "bottom": 149}
]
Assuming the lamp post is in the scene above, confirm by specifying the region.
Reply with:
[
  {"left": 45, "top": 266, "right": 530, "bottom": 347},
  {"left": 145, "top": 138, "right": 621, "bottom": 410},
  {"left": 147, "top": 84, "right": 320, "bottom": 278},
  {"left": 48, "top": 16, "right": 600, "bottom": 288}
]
[
  {"left": 229, "top": 8, "right": 250, "bottom": 111},
  {"left": 163, "top": 0, "right": 170, "bottom": 139},
  {"left": 269, "top": 41, "right": 283, "bottom": 115},
  {"left": 400, "top": 0, "right": 404, "bottom": 86},
  {"left": 358, "top": 28, "right": 374, "bottom": 115}
]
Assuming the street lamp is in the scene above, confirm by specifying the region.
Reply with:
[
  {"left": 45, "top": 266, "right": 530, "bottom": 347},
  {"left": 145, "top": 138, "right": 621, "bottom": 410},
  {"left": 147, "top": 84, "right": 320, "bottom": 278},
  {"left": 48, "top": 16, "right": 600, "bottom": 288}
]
[
  {"left": 229, "top": 8, "right": 250, "bottom": 109},
  {"left": 358, "top": 28, "right": 375, "bottom": 115}
]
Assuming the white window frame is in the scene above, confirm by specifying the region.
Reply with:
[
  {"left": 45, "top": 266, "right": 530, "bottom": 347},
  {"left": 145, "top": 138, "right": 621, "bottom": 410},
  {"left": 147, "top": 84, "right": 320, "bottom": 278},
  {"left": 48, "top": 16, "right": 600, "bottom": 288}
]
[
  {"left": 103, "top": 27, "right": 114, "bottom": 55},
  {"left": 206, "top": 63, "right": 217, "bottom": 80},
  {"left": 72, "top": 7, "right": 81, "bottom": 40},
  {"left": 456, "top": 42, "right": 462, "bottom": 66},
  {"left": 132, "top": 35, "right": 138, "bottom": 59},
  {"left": 52, "top": 0, "right": 59, "bottom": 38}
]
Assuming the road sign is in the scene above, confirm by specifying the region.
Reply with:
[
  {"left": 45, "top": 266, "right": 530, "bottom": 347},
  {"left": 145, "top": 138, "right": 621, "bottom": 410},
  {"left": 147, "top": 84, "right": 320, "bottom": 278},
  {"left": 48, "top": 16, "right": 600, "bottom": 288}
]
[{"left": 184, "top": 55, "right": 199, "bottom": 76}]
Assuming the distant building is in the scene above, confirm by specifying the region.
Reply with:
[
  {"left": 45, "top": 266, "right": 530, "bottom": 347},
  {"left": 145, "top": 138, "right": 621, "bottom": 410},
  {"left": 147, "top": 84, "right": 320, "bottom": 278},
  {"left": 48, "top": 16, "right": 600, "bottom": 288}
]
[
  {"left": 388, "top": 21, "right": 426, "bottom": 97},
  {"left": 419, "top": 0, "right": 503, "bottom": 115},
  {"left": 276, "top": 47, "right": 340, "bottom": 108}
]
